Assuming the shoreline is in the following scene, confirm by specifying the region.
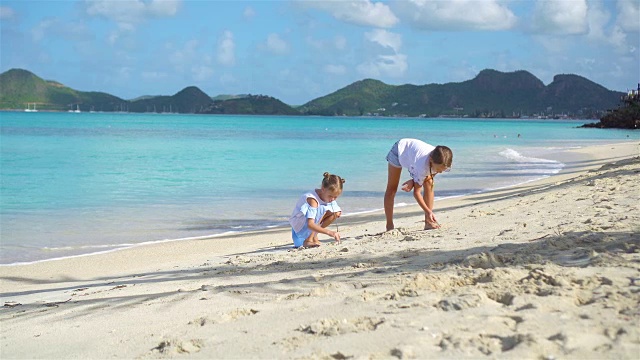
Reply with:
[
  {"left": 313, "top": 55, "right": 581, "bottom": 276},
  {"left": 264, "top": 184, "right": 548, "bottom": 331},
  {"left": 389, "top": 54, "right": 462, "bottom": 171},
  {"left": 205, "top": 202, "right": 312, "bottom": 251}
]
[
  {"left": 0, "top": 109, "right": 604, "bottom": 121},
  {"left": 0, "top": 141, "right": 638, "bottom": 358},
  {"left": 1, "top": 141, "right": 636, "bottom": 267}
]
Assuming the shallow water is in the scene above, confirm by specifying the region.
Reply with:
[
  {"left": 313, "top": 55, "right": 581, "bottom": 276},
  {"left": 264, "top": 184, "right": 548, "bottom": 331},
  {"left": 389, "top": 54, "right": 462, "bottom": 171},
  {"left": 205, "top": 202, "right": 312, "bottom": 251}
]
[{"left": 1, "top": 112, "right": 637, "bottom": 264}]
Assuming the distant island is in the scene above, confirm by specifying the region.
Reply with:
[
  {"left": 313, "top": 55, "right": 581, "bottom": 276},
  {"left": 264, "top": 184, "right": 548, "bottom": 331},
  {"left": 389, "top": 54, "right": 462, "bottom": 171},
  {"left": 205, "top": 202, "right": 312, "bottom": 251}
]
[{"left": 0, "top": 68, "right": 628, "bottom": 119}]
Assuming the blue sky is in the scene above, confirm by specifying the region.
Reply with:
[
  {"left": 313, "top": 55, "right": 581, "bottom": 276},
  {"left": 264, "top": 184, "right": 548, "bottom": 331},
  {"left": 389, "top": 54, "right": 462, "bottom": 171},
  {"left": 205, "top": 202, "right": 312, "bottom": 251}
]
[{"left": 1, "top": 0, "right": 638, "bottom": 105}]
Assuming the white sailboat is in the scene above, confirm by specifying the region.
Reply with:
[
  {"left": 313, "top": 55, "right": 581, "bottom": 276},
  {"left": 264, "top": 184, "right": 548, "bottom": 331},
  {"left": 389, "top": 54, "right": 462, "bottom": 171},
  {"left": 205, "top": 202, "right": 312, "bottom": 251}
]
[
  {"left": 24, "top": 103, "right": 38, "bottom": 112},
  {"left": 68, "top": 104, "right": 81, "bottom": 113}
]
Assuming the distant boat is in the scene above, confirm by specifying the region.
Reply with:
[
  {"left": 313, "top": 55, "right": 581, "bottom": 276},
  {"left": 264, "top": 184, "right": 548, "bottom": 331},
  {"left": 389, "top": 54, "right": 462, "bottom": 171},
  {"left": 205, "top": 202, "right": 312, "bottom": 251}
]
[
  {"left": 24, "top": 103, "right": 38, "bottom": 112},
  {"left": 68, "top": 104, "right": 81, "bottom": 113}
]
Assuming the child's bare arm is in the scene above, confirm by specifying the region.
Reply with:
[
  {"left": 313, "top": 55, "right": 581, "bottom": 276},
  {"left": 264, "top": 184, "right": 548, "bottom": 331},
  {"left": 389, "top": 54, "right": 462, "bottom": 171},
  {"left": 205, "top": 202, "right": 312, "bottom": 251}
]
[{"left": 412, "top": 183, "right": 437, "bottom": 223}]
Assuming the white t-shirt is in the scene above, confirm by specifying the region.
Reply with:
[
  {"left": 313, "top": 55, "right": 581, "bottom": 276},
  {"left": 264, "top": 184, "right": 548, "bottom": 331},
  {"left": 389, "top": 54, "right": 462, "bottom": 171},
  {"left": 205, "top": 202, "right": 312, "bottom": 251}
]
[{"left": 397, "top": 138, "right": 435, "bottom": 186}]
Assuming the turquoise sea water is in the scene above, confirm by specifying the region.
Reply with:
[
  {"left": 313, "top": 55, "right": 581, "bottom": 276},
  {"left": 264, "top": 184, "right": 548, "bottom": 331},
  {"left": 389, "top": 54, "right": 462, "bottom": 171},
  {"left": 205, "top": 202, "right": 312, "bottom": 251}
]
[{"left": 1, "top": 112, "right": 637, "bottom": 264}]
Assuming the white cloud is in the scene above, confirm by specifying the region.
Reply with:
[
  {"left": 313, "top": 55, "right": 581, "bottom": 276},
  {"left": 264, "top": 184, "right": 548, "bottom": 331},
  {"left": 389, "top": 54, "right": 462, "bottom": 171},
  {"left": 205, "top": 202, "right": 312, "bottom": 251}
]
[
  {"left": 217, "top": 30, "right": 235, "bottom": 66},
  {"left": 324, "top": 64, "right": 347, "bottom": 75},
  {"left": 607, "top": 25, "right": 630, "bottom": 52},
  {"left": 393, "top": 0, "right": 517, "bottom": 31},
  {"left": 357, "top": 53, "right": 408, "bottom": 78},
  {"left": 531, "top": 0, "right": 588, "bottom": 35},
  {"left": 266, "top": 33, "right": 289, "bottom": 54},
  {"left": 358, "top": 29, "right": 407, "bottom": 78},
  {"left": 616, "top": 0, "right": 640, "bottom": 32},
  {"left": 147, "top": 0, "right": 181, "bottom": 17},
  {"left": 243, "top": 6, "right": 256, "bottom": 20},
  {"left": 299, "top": 0, "right": 398, "bottom": 28},
  {"left": 585, "top": 1, "right": 632, "bottom": 55},
  {"left": 365, "top": 29, "right": 402, "bottom": 53},
  {"left": 0, "top": 6, "right": 15, "bottom": 20}
]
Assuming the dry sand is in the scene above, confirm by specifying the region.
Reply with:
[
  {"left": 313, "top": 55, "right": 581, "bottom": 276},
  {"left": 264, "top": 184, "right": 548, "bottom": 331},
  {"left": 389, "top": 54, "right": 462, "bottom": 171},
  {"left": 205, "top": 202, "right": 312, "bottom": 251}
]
[{"left": 1, "top": 142, "right": 639, "bottom": 359}]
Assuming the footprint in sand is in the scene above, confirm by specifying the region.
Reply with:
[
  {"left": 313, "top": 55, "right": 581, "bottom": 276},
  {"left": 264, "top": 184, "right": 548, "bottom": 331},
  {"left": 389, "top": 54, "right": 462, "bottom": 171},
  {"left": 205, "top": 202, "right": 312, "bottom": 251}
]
[
  {"left": 463, "top": 252, "right": 504, "bottom": 269},
  {"left": 436, "top": 293, "right": 485, "bottom": 311},
  {"left": 151, "top": 338, "right": 203, "bottom": 355},
  {"left": 189, "top": 308, "right": 259, "bottom": 326},
  {"left": 298, "top": 316, "right": 385, "bottom": 336}
]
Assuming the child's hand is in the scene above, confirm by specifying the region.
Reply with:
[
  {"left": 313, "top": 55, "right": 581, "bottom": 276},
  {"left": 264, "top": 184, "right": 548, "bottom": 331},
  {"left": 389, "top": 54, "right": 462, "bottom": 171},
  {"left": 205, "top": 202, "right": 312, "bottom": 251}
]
[
  {"left": 401, "top": 179, "right": 414, "bottom": 192},
  {"left": 332, "top": 231, "right": 341, "bottom": 244},
  {"left": 426, "top": 210, "right": 437, "bottom": 224}
]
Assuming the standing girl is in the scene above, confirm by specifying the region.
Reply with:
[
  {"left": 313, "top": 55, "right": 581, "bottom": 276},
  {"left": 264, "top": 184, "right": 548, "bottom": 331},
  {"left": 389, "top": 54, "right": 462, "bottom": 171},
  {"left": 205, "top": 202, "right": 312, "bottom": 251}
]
[
  {"left": 289, "top": 172, "right": 345, "bottom": 248},
  {"left": 384, "top": 139, "right": 453, "bottom": 231}
]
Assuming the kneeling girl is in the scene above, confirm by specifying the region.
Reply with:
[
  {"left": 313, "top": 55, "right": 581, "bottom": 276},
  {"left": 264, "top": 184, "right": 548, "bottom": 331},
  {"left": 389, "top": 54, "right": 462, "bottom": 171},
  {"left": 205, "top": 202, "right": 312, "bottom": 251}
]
[{"left": 289, "top": 172, "right": 344, "bottom": 248}]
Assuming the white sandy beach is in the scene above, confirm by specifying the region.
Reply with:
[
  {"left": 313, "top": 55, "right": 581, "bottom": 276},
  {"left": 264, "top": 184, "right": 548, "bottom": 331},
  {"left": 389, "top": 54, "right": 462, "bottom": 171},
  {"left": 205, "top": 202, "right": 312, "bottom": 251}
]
[{"left": 1, "top": 141, "right": 639, "bottom": 359}]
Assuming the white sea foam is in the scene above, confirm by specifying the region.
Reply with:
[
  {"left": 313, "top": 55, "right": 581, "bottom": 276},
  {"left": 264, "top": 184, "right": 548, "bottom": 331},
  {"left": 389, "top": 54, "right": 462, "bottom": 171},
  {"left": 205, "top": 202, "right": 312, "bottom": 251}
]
[{"left": 498, "top": 148, "right": 564, "bottom": 175}]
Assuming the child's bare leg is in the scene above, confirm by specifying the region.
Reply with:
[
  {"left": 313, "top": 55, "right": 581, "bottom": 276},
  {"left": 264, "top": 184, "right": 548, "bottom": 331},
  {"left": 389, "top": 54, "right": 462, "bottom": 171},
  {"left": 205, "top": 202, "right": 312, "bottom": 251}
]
[
  {"left": 319, "top": 211, "right": 337, "bottom": 228},
  {"left": 311, "top": 212, "right": 338, "bottom": 245},
  {"left": 303, "top": 231, "right": 319, "bottom": 247},
  {"left": 384, "top": 164, "right": 402, "bottom": 231}
]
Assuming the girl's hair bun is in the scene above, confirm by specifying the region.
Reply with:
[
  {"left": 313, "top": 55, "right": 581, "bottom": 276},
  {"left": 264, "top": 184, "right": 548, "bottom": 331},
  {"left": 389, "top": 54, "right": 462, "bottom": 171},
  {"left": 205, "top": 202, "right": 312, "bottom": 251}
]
[{"left": 321, "top": 172, "right": 345, "bottom": 192}]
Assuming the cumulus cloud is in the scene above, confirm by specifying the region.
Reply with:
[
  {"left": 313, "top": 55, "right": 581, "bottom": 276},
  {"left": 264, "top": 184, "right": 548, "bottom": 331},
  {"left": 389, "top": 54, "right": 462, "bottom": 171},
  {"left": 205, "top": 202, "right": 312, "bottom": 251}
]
[
  {"left": 357, "top": 53, "right": 408, "bottom": 78},
  {"left": 298, "top": 0, "right": 398, "bottom": 28},
  {"left": 392, "top": 0, "right": 517, "bottom": 31},
  {"left": 266, "top": 33, "right": 289, "bottom": 54},
  {"left": 531, "top": 0, "right": 588, "bottom": 35},
  {"left": 217, "top": 30, "right": 235, "bottom": 66},
  {"left": 0, "top": 6, "right": 15, "bottom": 20},
  {"left": 616, "top": 0, "right": 640, "bottom": 32},
  {"left": 365, "top": 29, "right": 402, "bottom": 53},
  {"left": 584, "top": 1, "right": 633, "bottom": 55},
  {"left": 358, "top": 29, "right": 407, "bottom": 78}
]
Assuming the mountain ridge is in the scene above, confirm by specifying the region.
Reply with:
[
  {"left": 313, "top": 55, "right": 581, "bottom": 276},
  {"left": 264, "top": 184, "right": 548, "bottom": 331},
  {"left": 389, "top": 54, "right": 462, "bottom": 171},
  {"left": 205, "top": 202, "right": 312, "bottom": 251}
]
[{"left": 0, "top": 68, "right": 626, "bottom": 118}]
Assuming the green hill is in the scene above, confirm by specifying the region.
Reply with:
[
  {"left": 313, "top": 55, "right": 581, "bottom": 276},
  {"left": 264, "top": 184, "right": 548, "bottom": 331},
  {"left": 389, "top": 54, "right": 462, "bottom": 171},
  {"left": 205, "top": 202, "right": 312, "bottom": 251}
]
[
  {"left": 0, "top": 68, "right": 126, "bottom": 111},
  {"left": 210, "top": 94, "right": 249, "bottom": 101},
  {"left": 202, "top": 95, "right": 301, "bottom": 115},
  {"left": 128, "top": 86, "right": 213, "bottom": 113},
  {"left": 300, "top": 69, "right": 623, "bottom": 118},
  {"left": 0, "top": 69, "right": 297, "bottom": 114}
]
